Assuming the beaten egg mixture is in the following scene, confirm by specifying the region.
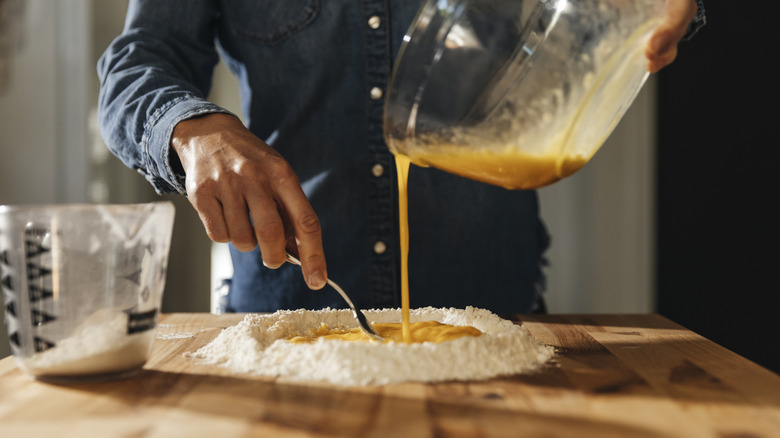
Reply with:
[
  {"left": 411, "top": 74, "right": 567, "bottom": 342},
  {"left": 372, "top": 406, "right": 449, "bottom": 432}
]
[
  {"left": 403, "top": 145, "right": 589, "bottom": 190},
  {"left": 291, "top": 153, "right": 517, "bottom": 345},
  {"left": 288, "top": 320, "right": 482, "bottom": 344}
]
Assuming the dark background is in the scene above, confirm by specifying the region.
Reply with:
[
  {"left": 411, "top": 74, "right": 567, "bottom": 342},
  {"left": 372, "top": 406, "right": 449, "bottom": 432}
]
[{"left": 657, "top": 2, "right": 779, "bottom": 373}]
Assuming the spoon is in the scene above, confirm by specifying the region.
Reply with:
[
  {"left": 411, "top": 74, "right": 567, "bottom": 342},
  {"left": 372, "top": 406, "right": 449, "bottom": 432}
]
[{"left": 286, "top": 253, "right": 384, "bottom": 342}]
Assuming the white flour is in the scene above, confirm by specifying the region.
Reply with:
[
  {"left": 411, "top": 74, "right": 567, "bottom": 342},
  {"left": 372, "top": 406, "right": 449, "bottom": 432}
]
[
  {"left": 22, "top": 310, "right": 153, "bottom": 377},
  {"left": 189, "top": 307, "right": 553, "bottom": 386},
  {"left": 156, "top": 331, "right": 195, "bottom": 340}
]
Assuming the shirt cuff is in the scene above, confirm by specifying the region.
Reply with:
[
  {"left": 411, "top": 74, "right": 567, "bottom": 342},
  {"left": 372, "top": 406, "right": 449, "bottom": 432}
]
[
  {"left": 141, "top": 95, "right": 237, "bottom": 195},
  {"left": 683, "top": 0, "right": 707, "bottom": 41}
]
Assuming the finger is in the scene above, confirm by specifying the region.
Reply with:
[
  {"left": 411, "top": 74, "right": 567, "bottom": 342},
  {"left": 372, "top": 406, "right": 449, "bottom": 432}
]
[
  {"left": 278, "top": 206, "right": 300, "bottom": 258},
  {"left": 277, "top": 188, "right": 327, "bottom": 290},
  {"left": 246, "top": 192, "right": 287, "bottom": 269},
  {"left": 188, "top": 185, "right": 230, "bottom": 243},
  {"left": 647, "top": 45, "right": 677, "bottom": 73},
  {"left": 219, "top": 188, "right": 258, "bottom": 253},
  {"left": 646, "top": 0, "right": 696, "bottom": 62}
]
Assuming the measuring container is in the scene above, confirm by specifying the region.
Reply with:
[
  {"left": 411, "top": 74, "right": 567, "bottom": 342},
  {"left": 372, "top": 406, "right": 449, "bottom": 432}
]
[{"left": 0, "top": 202, "right": 175, "bottom": 382}]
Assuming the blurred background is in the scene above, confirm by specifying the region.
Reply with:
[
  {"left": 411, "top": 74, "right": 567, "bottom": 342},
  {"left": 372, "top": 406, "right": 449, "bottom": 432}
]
[{"left": 1, "top": 1, "right": 777, "bottom": 372}]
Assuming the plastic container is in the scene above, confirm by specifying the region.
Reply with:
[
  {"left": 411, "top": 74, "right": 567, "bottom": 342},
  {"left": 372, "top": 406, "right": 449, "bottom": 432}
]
[
  {"left": 384, "top": 0, "right": 664, "bottom": 189},
  {"left": 0, "top": 202, "right": 175, "bottom": 382}
]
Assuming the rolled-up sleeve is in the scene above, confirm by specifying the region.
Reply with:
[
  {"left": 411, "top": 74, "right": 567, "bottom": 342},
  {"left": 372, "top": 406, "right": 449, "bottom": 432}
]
[{"left": 97, "top": 0, "right": 235, "bottom": 194}]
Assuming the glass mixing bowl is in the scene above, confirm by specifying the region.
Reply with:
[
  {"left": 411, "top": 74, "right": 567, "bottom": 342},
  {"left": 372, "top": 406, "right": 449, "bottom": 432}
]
[{"left": 384, "top": 0, "right": 664, "bottom": 189}]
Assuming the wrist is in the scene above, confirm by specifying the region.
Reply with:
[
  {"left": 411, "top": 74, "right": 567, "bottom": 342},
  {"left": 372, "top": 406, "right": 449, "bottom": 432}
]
[{"left": 171, "top": 113, "right": 242, "bottom": 155}]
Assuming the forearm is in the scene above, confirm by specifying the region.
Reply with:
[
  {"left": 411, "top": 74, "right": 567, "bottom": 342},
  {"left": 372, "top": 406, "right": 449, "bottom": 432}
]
[{"left": 96, "top": 0, "right": 230, "bottom": 194}]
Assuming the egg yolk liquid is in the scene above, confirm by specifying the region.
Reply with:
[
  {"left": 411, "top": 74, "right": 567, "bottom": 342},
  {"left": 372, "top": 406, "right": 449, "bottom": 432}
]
[
  {"left": 288, "top": 321, "right": 482, "bottom": 344},
  {"left": 395, "top": 153, "right": 413, "bottom": 342},
  {"left": 406, "top": 146, "right": 589, "bottom": 190}
]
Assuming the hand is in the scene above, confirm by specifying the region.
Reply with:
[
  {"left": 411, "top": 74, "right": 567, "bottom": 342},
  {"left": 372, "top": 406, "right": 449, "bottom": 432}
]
[
  {"left": 645, "top": 0, "right": 699, "bottom": 73},
  {"left": 171, "top": 113, "right": 327, "bottom": 290}
]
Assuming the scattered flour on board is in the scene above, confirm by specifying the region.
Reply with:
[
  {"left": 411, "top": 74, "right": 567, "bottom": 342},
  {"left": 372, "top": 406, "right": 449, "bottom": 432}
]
[
  {"left": 189, "top": 306, "right": 554, "bottom": 386},
  {"left": 156, "top": 332, "right": 196, "bottom": 340}
]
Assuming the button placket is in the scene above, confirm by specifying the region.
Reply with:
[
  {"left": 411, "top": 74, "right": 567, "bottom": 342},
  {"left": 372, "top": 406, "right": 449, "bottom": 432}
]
[{"left": 362, "top": 0, "right": 397, "bottom": 308}]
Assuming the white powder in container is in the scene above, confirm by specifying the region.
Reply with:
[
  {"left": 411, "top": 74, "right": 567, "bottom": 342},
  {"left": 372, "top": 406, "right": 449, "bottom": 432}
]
[{"left": 21, "top": 309, "right": 154, "bottom": 377}]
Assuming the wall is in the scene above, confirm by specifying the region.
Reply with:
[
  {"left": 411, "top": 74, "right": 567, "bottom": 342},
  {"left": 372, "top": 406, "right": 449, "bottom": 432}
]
[
  {"left": 0, "top": 0, "right": 91, "bottom": 359},
  {"left": 541, "top": 79, "right": 657, "bottom": 314},
  {"left": 656, "top": 2, "right": 779, "bottom": 373},
  {"left": 0, "top": 0, "right": 213, "bottom": 360},
  {"left": 0, "top": 1, "right": 61, "bottom": 206}
]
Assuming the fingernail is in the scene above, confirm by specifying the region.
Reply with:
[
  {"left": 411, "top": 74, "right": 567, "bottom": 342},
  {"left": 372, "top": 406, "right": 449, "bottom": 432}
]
[
  {"left": 263, "top": 260, "right": 283, "bottom": 269},
  {"left": 309, "top": 271, "right": 326, "bottom": 290}
]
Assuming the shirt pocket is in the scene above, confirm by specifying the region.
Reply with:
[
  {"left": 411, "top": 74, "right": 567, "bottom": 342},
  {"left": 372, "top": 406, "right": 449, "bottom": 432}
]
[{"left": 220, "top": 0, "right": 320, "bottom": 46}]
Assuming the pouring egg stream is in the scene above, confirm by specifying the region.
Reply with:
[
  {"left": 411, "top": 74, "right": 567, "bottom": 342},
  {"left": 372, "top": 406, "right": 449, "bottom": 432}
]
[
  {"left": 389, "top": 146, "right": 584, "bottom": 342},
  {"left": 289, "top": 142, "right": 588, "bottom": 345},
  {"left": 288, "top": 153, "right": 485, "bottom": 345}
]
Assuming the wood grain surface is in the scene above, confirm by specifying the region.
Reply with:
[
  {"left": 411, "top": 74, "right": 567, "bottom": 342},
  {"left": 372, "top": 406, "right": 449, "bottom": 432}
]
[{"left": 1, "top": 313, "right": 778, "bottom": 438}]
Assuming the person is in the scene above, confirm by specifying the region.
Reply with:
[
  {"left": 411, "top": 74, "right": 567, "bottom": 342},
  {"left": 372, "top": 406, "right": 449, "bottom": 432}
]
[{"left": 98, "top": 0, "right": 706, "bottom": 314}]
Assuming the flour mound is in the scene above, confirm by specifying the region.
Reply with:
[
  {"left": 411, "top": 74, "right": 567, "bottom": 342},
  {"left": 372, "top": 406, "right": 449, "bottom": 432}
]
[{"left": 189, "top": 306, "right": 553, "bottom": 386}]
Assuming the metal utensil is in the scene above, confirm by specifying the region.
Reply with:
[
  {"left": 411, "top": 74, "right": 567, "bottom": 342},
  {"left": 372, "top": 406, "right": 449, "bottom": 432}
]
[{"left": 286, "top": 253, "right": 384, "bottom": 342}]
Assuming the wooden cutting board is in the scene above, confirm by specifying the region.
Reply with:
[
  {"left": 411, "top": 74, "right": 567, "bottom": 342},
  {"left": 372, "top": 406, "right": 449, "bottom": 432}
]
[{"left": 1, "top": 313, "right": 778, "bottom": 438}]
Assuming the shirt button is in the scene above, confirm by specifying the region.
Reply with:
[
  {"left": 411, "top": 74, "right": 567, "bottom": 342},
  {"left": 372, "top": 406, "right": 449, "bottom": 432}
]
[
  {"left": 370, "top": 87, "right": 383, "bottom": 100},
  {"left": 373, "top": 241, "right": 387, "bottom": 254},
  {"left": 371, "top": 163, "right": 384, "bottom": 177},
  {"left": 368, "top": 15, "right": 381, "bottom": 30}
]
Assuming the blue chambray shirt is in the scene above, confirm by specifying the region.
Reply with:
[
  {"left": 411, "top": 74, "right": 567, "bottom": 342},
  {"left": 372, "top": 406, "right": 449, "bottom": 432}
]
[{"left": 97, "top": 0, "right": 704, "bottom": 314}]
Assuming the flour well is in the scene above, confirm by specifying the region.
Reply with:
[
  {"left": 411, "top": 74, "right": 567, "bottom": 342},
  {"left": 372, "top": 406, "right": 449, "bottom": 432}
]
[{"left": 190, "top": 307, "right": 553, "bottom": 385}]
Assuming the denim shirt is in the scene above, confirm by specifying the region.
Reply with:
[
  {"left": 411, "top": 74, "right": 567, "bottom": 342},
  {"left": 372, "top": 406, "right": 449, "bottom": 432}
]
[{"left": 98, "top": 0, "right": 703, "bottom": 314}]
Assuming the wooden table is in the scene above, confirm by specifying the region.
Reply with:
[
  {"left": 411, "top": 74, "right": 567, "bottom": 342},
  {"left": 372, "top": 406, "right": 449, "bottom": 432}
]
[{"left": 1, "top": 313, "right": 778, "bottom": 437}]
